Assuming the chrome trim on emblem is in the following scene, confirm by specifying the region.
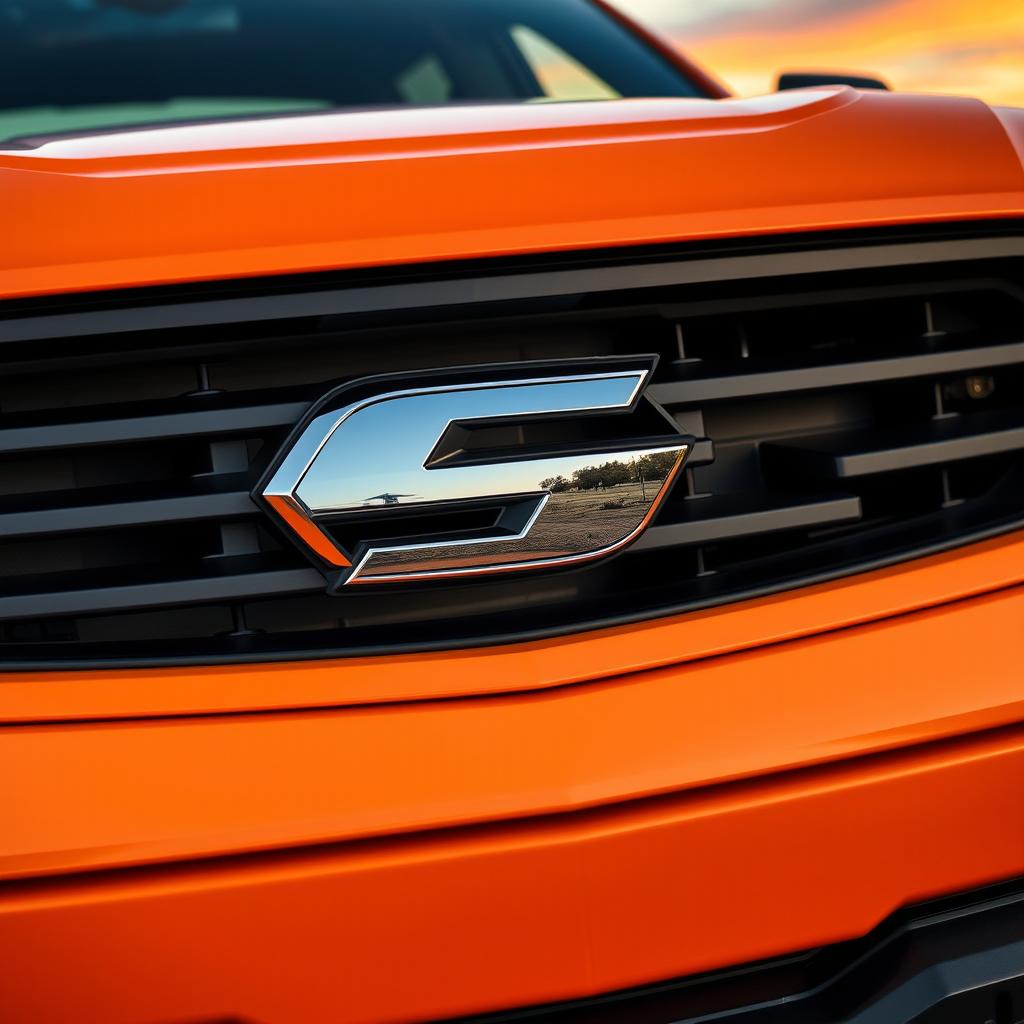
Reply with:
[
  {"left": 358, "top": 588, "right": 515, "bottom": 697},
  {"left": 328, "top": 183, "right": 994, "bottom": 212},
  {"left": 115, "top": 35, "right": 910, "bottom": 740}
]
[{"left": 261, "top": 365, "right": 690, "bottom": 584}]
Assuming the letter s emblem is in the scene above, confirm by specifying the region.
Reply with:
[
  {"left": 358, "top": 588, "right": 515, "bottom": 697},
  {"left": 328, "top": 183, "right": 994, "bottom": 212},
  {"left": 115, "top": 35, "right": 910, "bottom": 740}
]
[{"left": 259, "top": 360, "right": 690, "bottom": 584}]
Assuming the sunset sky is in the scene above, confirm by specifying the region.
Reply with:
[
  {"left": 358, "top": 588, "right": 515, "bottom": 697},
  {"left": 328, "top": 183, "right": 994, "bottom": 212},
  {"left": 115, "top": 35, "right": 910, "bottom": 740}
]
[{"left": 617, "top": 0, "right": 1024, "bottom": 106}]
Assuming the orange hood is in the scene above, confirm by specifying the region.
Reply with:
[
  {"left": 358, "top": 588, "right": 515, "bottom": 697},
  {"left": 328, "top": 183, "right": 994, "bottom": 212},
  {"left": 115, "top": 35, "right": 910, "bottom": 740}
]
[{"left": 3, "top": 87, "right": 1024, "bottom": 300}]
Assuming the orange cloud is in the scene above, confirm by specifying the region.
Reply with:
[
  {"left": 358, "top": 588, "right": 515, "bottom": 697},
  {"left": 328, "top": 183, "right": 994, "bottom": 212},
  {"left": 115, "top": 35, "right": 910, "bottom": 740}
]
[{"left": 627, "top": 0, "right": 1024, "bottom": 105}]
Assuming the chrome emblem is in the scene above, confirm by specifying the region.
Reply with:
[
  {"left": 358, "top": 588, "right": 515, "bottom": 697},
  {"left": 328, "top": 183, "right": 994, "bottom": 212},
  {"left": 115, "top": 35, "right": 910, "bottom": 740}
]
[{"left": 259, "top": 360, "right": 690, "bottom": 585}]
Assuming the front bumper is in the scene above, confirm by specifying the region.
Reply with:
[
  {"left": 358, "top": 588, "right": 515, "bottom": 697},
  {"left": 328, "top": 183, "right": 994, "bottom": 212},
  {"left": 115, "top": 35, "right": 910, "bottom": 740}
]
[
  {"left": 464, "top": 878, "right": 1024, "bottom": 1023},
  {"left": 4, "top": 539, "right": 1024, "bottom": 1023}
]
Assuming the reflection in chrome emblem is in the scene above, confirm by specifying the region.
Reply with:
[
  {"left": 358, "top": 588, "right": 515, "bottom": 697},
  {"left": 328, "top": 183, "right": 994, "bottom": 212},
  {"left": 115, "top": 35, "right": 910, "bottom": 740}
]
[{"left": 259, "top": 362, "right": 690, "bottom": 585}]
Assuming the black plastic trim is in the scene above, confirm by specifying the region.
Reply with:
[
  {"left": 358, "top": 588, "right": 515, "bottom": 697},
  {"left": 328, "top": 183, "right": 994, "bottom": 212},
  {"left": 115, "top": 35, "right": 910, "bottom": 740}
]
[
  {"left": 648, "top": 337, "right": 1024, "bottom": 406},
  {"left": 3, "top": 234, "right": 1024, "bottom": 346},
  {"left": 0, "top": 560, "right": 323, "bottom": 620},
  {"left": 765, "top": 409, "right": 1024, "bottom": 479},
  {"left": 633, "top": 493, "right": 863, "bottom": 549},
  {"left": 0, "top": 476, "right": 256, "bottom": 538},
  {"left": 0, "top": 399, "right": 308, "bottom": 455}
]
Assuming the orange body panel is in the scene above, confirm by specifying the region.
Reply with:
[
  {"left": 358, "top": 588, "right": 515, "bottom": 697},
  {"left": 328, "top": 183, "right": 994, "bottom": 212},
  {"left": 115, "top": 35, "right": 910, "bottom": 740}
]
[
  {"left": 2, "top": 87, "right": 1023, "bottom": 300},
  {"left": 4, "top": 720, "right": 1024, "bottom": 1022},
  {"left": 4, "top": 579, "right": 1024, "bottom": 1021},
  {"left": 6, "top": 581, "right": 1024, "bottom": 885}
]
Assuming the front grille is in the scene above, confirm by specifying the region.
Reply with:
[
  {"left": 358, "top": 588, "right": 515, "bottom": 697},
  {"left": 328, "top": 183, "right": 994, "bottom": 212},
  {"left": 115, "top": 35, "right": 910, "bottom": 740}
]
[{"left": 1, "top": 228, "right": 1023, "bottom": 665}]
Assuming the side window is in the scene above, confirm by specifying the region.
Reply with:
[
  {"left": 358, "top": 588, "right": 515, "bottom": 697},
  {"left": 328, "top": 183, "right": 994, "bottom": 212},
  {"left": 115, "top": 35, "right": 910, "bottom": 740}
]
[
  {"left": 509, "top": 24, "right": 620, "bottom": 101},
  {"left": 395, "top": 54, "right": 454, "bottom": 104}
]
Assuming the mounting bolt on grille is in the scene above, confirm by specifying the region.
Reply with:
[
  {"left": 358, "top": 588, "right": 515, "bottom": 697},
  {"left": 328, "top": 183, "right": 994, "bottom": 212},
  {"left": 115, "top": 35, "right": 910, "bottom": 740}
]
[{"left": 184, "top": 361, "right": 223, "bottom": 398}]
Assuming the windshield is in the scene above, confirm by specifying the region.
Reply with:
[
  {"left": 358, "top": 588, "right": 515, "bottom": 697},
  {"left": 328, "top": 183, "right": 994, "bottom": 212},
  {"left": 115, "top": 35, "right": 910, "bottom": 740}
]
[{"left": 0, "top": 0, "right": 705, "bottom": 145}]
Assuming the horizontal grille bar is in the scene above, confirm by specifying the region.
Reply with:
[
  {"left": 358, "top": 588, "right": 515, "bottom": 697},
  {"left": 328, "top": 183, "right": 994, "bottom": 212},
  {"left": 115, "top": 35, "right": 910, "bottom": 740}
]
[
  {"left": 0, "top": 477, "right": 256, "bottom": 538},
  {"left": 0, "top": 559, "right": 323, "bottom": 621},
  {"left": 647, "top": 337, "right": 1024, "bottom": 406},
  {"left": 633, "top": 493, "right": 863, "bottom": 550},
  {"left": 0, "top": 399, "right": 307, "bottom": 455},
  {"left": 764, "top": 409, "right": 1024, "bottom": 479},
  {"left": 4, "top": 235, "right": 1022, "bottom": 343}
]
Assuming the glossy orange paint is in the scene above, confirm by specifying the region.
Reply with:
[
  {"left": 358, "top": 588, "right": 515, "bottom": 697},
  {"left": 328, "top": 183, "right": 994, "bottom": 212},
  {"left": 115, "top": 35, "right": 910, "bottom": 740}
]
[
  {"left": 264, "top": 492, "right": 352, "bottom": 568},
  {"left": 1, "top": 86, "right": 1022, "bottom": 301},
  {"left": 4, "top": 721, "right": 1024, "bottom": 1023},
  {"left": 4, "top": 580, "right": 1024, "bottom": 888},
  {"left": 4, "top": 530, "right": 1024, "bottom": 723}
]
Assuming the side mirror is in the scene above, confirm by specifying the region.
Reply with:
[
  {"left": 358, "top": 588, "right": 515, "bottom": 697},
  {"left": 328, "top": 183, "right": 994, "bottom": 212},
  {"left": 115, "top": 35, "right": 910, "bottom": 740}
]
[{"left": 777, "top": 71, "right": 890, "bottom": 91}]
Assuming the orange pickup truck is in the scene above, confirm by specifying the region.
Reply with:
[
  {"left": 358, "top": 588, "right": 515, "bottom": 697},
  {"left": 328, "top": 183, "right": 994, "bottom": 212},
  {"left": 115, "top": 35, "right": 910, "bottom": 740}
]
[{"left": 3, "top": 2, "right": 1024, "bottom": 1022}]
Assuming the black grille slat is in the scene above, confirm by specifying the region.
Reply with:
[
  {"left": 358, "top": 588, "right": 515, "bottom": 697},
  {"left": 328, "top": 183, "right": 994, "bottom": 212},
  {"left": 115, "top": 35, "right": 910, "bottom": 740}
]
[
  {"left": 764, "top": 409, "right": 1024, "bottom": 479},
  {"left": 0, "top": 230, "right": 1022, "bottom": 664},
  {"left": 0, "top": 476, "right": 256, "bottom": 538},
  {"left": 0, "top": 559, "right": 323, "bottom": 621},
  {"left": 634, "top": 493, "right": 863, "bottom": 550},
  {"left": 0, "top": 399, "right": 307, "bottom": 454},
  {"left": 647, "top": 338, "right": 1024, "bottom": 405},
  {"left": 6, "top": 234, "right": 1023, "bottom": 345}
]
